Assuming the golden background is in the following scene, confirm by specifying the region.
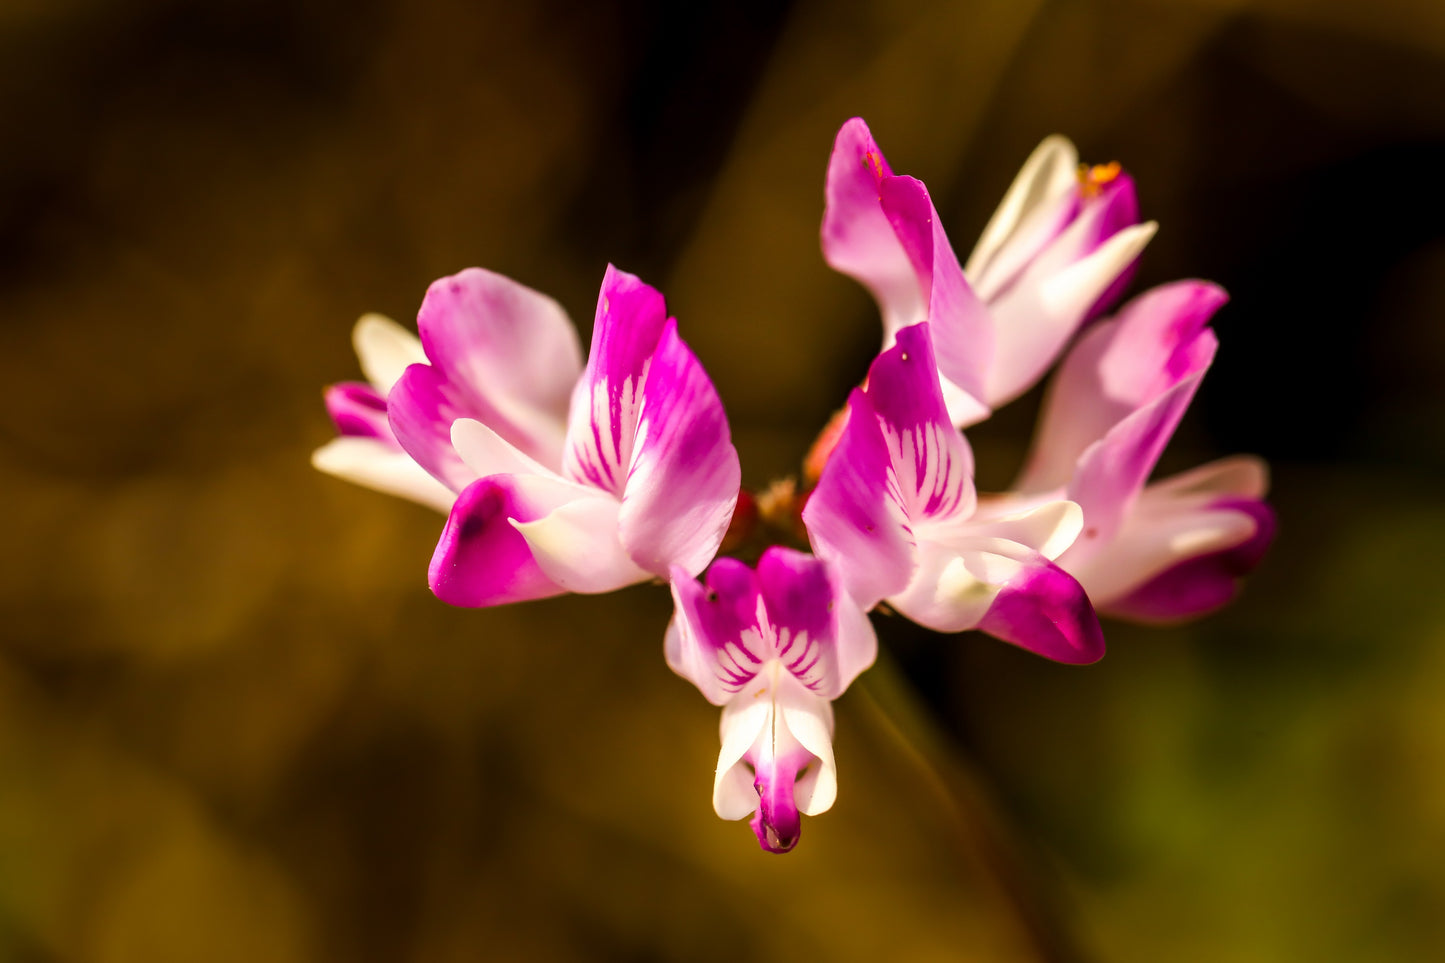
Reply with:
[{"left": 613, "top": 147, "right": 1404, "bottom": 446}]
[{"left": 3, "top": 0, "right": 1444, "bottom": 959}]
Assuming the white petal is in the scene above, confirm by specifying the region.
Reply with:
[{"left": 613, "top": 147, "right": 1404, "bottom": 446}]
[
  {"left": 311, "top": 437, "right": 455, "bottom": 513},
  {"left": 450, "top": 418, "right": 559, "bottom": 480},
  {"left": 511, "top": 491, "right": 650, "bottom": 594},
  {"left": 353, "top": 313, "right": 426, "bottom": 392},
  {"left": 712, "top": 697, "right": 771, "bottom": 820},
  {"left": 964, "top": 135, "right": 1079, "bottom": 288}
]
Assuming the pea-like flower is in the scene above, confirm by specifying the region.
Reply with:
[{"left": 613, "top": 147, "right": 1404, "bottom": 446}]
[
  {"left": 666, "top": 548, "right": 877, "bottom": 853},
  {"left": 319, "top": 263, "right": 741, "bottom": 606},
  {"left": 822, "top": 117, "right": 1156, "bottom": 426},
  {"left": 803, "top": 323, "right": 1105, "bottom": 664},
  {"left": 1001, "top": 280, "right": 1275, "bottom": 621}
]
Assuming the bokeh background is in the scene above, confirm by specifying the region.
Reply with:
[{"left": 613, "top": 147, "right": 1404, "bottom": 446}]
[{"left": 3, "top": 0, "right": 1444, "bottom": 960}]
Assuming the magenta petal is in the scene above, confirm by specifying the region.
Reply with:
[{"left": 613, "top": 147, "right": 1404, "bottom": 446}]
[
  {"left": 877, "top": 175, "right": 993, "bottom": 413},
  {"left": 325, "top": 382, "right": 394, "bottom": 443},
  {"left": 618, "top": 320, "right": 740, "bottom": 577},
  {"left": 1020, "top": 281, "right": 1226, "bottom": 493},
  {"left": 670, "top": 558, "right": 768, "bottom": 705},
  {"left": 388, "top": 361, "right": 476, "bottom": 492},
  {"left": 428, "top": 475, "right": 570, "bottom": 608},
  {"left": 802, "top": 389, "right": 915, "bottom": 609},
  {"left": 820, "top": 118, "right": 926, "bottom": 335},
  {"left": 416, "top": 268, "right": 580, "bottom": 465},
  {"left": 750, "top": 749, "right": 809, "bottom": 854},
  {"left": 561, "top": 265, "right": 669, "bottom": 495},
  {"left": 862, "top": 323, "right": 977, "bottom": 523},
  {"left": 977, "top": 556, "right": 1105, "bottom": 664},
  {"left": 1102, "top": 497, "right": 1276, "bottom": 624},
  {"left": 755, "top": 547, "right": 846, "bottom": 698}
]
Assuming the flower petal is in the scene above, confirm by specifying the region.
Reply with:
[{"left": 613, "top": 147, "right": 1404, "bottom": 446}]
[
  {"left": 984, "top": 220, "right": 1158, "bottom": 407},
  {"left": 802, "top": 389, "right": 916, "bottom": 610},
  {"left": 975, "top": 549, "right": 1106, "bottom": 664},
  {"left": 311, "top": 437, "right": 456, "bottom": 513},
  {"left": 324, "top": 382, "right": 392, "bottom": 441},
  {"left": 755, "top": 548, "right": 850, "bottom": 698},
  {"left": 861, "top": 323, "right": 978, "bottom": 524},
  {"left": 820, "top": 118, "right": 924, "bottom": 337},
  {"left": 417, "top": 268, "right": 582, "bottom": 465},
  {"left": 779, "top": 687, "right": 838, "bottom": 817},
  {"left": 450, "top": 418, "right": 557, "bottom": 480},
  {"left": 713, "top": 696, "right": 772, "bottom": 820},
  {"left": 877, "top": 175, "right": 993, "bottom": 422},
  {"left": 512, "top": 493, "right": 651, "bottom": 595},
  {"left": 1066, "top": 455, "right": 1273, "bottom": 614},
  {"left": 561, "top": 265, "right": 669, "bottom": 496},
  {"left": 889, "top": 532, "right": 1103, "bottom": 664},
  {"left": 427, "top": 473, "right": 582, "bottom": 607},
  {"left": 668, "top": 558, "right": 768, "bottom": 706},
  {"left": 353, "top": 313, "right": 426, "bottom": 393},
  {"left": 1017, "top": 281, "right": 1226, "bottom": 494},
  {"left": 388, "top": 360, "right": 478, "bottom": 493},
  {"left": 964, "top": 135, "right": 1080, "bottom": 299},
  {"left": 619, "top": 320, "right": 741, "bottom": 577}
]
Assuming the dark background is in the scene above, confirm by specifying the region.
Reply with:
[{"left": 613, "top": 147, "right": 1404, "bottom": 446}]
[{"left": 3, "top": 0, "right": 1444, "bottom": 960}]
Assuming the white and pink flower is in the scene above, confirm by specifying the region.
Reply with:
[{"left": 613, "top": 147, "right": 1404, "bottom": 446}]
[
  {"left": 666, "top": 548, "right": 876, "bottom": 853},
  {"left": 822, "top": 117, "right": 1156, "bottom": 426}
]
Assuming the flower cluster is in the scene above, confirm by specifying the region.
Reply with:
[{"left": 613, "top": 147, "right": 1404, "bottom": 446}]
[{"left": 314, "top": 118, "right": 1273, "bottom": 854}]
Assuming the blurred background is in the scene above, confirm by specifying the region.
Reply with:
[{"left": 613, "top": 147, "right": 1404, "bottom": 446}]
[{"left": 2, "top": 0, "right": 1444, "bottom": 959}]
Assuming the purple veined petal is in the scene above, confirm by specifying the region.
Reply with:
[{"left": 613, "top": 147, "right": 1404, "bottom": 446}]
[
  {"left": 964, "top": 135, "right": 1081, "bottom": 300},
  {"left": 668, "top": 559, "right": 769, "bottom": 706},
  {"left": 984, "top": 219, "right": 1158, "bottom": 408},
  {"left": 325, "top": 382, "right": 393, "bottom": 441},
  {"left": 1066, "top": 455, "right": 1272, "bottom": 611},
  {"left": 802, "top": 388, "right": 916, "bottom": 610},
  {"left": 428, "top": 473, "right": 585, "bottom": 607},
  {"left": 1016, "top": 281, "right": 1226, "bottom": 495},
  {"left": 1102, "top": 497, "right": 1275, "bottom": 624},
  {"left": 755, "top": 547, "right": 845, "bottom": 698},
  {"left": 311, "top": 437, "right": 457, "bottom": 514},
  {"left": 561, "top": 265, "right": 670, "bottom": 496},
  {"left": 416, "top": 268, "right": 582, "bottom": 466},
  {"left": 861, "top": 323, "right": 978, "bottom": 524},
  {"left": 618, "top": 319, "right": 741, "bottom": 577},
  {"left": 820, "top": 118, "right": 925, "bottom": 337},
  {"left": 353, "top": 313, "right": 427, "bottom": 393},
  {"left": 388, "top": 361, "right": 479, "bottom": 493},
  {"left": 878, "top": 175, "right": 994, "bottom": 419},
  {"left": 512, "top": 491, "right": 651, "bottom": 595},
  {"left": 450, "top": 418, "right": 558, "bottom": 481}
]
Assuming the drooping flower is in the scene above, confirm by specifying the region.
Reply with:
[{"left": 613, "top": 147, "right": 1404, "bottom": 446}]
[
  {"left": 822, "top": 117, "right": 1157, "bottom": 426},
  {"left": 999, "top": 280, "right": 1275, "bottom": 621},
  {"left": 803, "top": 323, "right": 1105, "bottom": 664},
  {"left": 311, "top": 313, "right": 456, "bottom": 513},
  {"left": 666, "top": 548, "right": 877, "bottom": 853},
  {"left": 394, "top": 265, "right": 742, "bottom": 606}
]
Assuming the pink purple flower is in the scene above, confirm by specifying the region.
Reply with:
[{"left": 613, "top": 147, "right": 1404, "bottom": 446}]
[
  {"left": 822, "top": 118, "right": 1156, "bottom": 426},
  {"left": 666, "top": 548, "right": 876, "bottom": 853}
]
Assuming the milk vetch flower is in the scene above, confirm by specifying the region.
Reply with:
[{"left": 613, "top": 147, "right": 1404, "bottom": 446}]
[
  {"left": 667, "top": 548, "right": 877, "bottom": 853},
  {"left": 803, "top": 323, "right": 1105, "bottom": 664},
  {"left": 822, "top": 117, "right": 1156, "bottom": 426}
]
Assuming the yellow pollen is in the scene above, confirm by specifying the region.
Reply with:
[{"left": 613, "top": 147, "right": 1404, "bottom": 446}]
[
  {"left": 863, "top": 150, "right": 885, "bottom": 180},
  {"left": 1078, "top": 161, "right": 1122, "bottom": 197}
]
